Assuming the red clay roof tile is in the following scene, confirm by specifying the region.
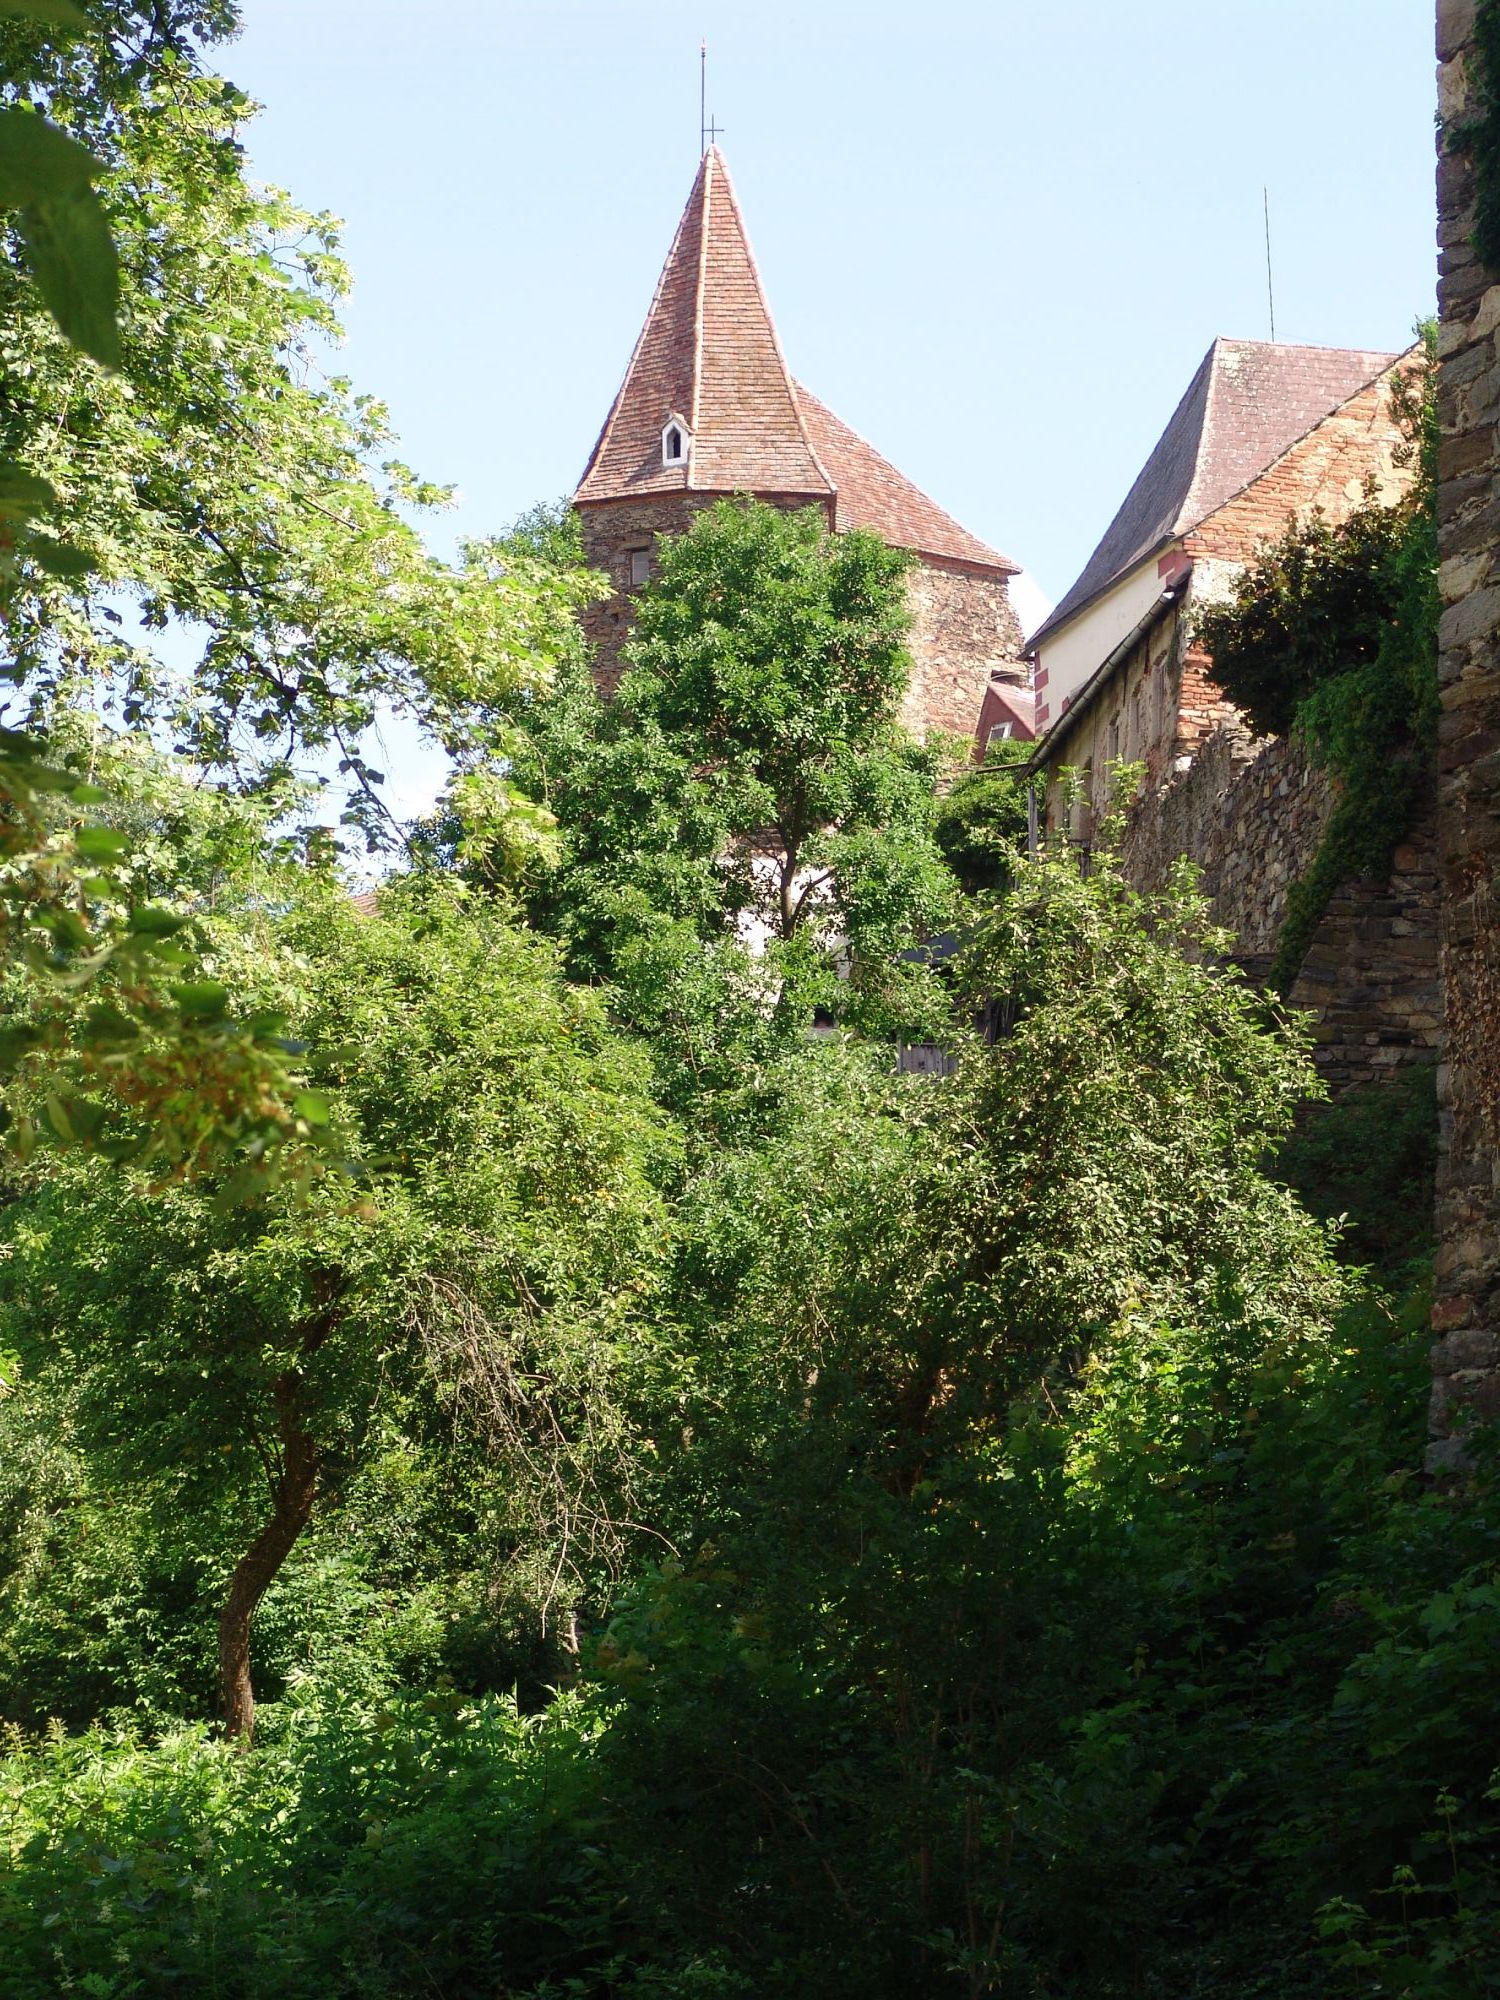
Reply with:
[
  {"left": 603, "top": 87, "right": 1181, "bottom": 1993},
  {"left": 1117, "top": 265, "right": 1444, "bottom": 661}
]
[
  {"left": 576, "top": 150, "right": 1016, "bottom": 576},
  {"left": 794, "top": 385, "right": 1018, "bottom": 574},
  {"left": 576, "top": 148, "right": 831, "bottom": 504}
]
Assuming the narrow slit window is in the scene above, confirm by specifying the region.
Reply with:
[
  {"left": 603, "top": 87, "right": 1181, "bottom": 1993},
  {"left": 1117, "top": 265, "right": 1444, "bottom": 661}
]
[{"left": 629, "top": 548, "right": 651, "bottom": 587}]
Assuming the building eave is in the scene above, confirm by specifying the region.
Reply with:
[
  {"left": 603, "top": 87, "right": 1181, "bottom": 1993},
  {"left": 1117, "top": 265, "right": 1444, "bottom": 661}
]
[
  {"left": 1027, "top": 538, "right": 1173, "bottom": 658},
  {"left": 1025, "top": 581, "right": 1186, "bottom": 775}
]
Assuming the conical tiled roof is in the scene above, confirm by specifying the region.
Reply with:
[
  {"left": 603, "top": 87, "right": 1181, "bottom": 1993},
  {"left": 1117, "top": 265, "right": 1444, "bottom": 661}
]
[
  {"left": 795, "top": 385, "right": 1018, "bottom": 573},
  {"left": 1029, "top": 338, "right": 1399, "bottom": 648},
  {"left": 575, "top": 150, "right": 1018, "bottom": 575},
  {"left": 576, "top": 148, "right": 832, "bottom": 502}
]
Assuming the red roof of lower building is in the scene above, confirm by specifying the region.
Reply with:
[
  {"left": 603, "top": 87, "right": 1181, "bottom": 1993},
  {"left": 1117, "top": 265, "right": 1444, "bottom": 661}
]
[{"left": 1029, "top": 338, "right": 1399, "bottom": 649}]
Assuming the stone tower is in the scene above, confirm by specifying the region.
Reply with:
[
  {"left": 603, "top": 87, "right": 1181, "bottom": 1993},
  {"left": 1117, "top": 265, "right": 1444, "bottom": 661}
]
[
  {"left": 574, "top": 147, "right": 1026, "bottom": 739},
  {"left": 1431, "top": 0, "right": 1500, "bottom": 1468}
]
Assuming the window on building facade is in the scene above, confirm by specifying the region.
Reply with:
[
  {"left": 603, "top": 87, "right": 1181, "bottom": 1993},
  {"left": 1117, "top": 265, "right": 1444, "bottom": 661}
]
[
  {"left": 629, "top": 547, "right": 651, "bottom": 587},
  {"left": 661, "top": 419, "right": 690, "bottom": 466}
]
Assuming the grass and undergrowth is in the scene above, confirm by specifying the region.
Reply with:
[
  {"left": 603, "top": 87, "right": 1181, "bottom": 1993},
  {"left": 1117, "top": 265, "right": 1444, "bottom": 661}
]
[
  {"left": 2, "top": 1242, "right": 1492, "bottom": 1999},
  {"left": 0, "top": 838, "right": 1489, "bottom": 2000}
]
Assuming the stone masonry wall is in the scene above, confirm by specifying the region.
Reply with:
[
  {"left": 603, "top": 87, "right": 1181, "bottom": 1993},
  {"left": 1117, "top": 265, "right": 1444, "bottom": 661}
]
[
  {"left": 1120, "top": 726, "right": 1441, "bottom": 1092},
  {"left": 1432, "top": 0, "right": 1500, "bottom": 1467},
  {"left": 904, "top": 559, "right": 1026, "bottom": 741},
  {"left": 1121, "top": 730, "right": 1331, "bottom": 960},
  {"left": 580, "top": 496, "right": 1024, "bottom": 739},
  {"left": 578, "top": 492, "right": 821, "bottom": 694}
]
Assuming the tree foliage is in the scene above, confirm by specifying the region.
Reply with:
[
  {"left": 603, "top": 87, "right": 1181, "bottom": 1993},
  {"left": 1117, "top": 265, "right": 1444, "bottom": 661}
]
[
  {"left": 0, "top": 16, "right": 1482, "bottom": 2000},
  {"left": 0, "top": 875, "right": 671, "bottom": 1738},
  {"left": 509, "top": 498, "right": 960, "bottom": 1044},
  {"left": 2, "top": 830, "right": 1489, "bottom": 1999},
  {"left": 0, "top": 26, "right": 583, "bottom": 830}
]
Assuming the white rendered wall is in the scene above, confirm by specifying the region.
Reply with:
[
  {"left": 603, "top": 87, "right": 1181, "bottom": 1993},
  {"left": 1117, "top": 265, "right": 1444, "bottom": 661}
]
[{"left": 1034, "top": 557, "right": 1171, "bottom": 728}]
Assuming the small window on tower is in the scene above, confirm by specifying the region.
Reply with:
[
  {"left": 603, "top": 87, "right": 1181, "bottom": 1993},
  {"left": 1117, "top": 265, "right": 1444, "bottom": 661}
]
[
  {"left": 661, "top": 415, "right": 691, "bottom": 467},
  {"left": 664, "top": 426, "right": 684, "bottom": 462},
  {"left": 629, "top": 548, "right": 651, "bottom": 588}
]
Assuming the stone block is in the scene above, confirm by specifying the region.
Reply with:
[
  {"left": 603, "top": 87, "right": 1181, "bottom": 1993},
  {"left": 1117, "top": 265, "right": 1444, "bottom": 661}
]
[
  {"left": 1439, "top": 0, "right": 1477, "bottom": 65},
  {"left": 1440, "top": 551, "right": 1493, "bottom": 604},
  {"left": 1440, "top": 584, "right": 1500, "bottom": 650},
  {"left": 1432, "top": 1323, "right": 1497, "bottom": 1371}
]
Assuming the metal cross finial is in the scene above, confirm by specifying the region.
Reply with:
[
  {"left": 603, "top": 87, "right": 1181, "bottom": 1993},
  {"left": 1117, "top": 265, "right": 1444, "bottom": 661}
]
[{"left": 699, "top": 40, "right": 724, "bottom": 155}]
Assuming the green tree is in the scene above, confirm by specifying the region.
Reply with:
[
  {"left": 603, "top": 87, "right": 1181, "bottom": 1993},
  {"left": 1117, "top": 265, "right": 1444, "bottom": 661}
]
[
  {"left": 575, "top": 823, "right": 1349, "bottom": 1994},
  {"left": 0, "top": 3, "right": 325, "bottom": 1172},
  {"left": 622, "top": 498, "right": 938, "bottom": 938},
  {"left": 1, "top": 2, "right": 582, "bottom": 835},
  {"left": 0, "top": 875, "right": 672, "bottom": 1739},
  {"left": 932, "top": 738, "right": 1030, "bottom": 896},
  {"left": 531, "top": 498, "right": 958, "bottom": 1042}
]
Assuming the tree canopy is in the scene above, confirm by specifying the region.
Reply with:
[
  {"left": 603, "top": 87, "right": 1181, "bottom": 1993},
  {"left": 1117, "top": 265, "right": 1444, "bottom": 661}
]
[{"left": 509, "top": 498, "right": 960, "bottom": 1044}]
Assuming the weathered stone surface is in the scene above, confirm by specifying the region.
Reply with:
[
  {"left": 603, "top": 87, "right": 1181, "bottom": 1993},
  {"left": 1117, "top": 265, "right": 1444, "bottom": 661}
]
[
  {"left": 578, "top": 492, "right": 729, "bottom": 694},
  {"left": 904, "top": 559, "right": 1027, "bottom": 739},
  {"left": 1439, "top": 583, "right": 1500, "bottom": 649},
  {"left": 1438, "top": 0, "right": 1476, "bottom": 65},
  {"left": 1117, "top": 726, "right": 1441, "bottom": 1095},
  {"left": 579, "top": 494, "right": 1023, "bottom": 736}
]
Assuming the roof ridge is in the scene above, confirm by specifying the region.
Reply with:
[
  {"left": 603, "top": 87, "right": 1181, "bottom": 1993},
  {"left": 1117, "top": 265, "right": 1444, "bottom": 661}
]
[
  {"left": 704, "top": 149, "right": 833, "bottom": 495},
  {"left": 1214, "top": 335, "right": 1403, "bottom": 356},
  {"left": 577, "top": 153, "right": 708, "bottom": 499},
  {"left": 1176, "top": 335, "right": 1232, "bottom": 533},
  {"left": 689, "top": 150, "right": 710, "bottom": 444}
]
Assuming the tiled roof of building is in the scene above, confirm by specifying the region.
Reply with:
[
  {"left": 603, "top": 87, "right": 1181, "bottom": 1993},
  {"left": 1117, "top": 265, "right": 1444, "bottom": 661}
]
[
  {"left": 794, "top": 386, "right": 1019, "bottom": 574},
  {"left": 576, "top": 147, "right": 831, "bottom": 503},
  {"left": 975, "top": 680, "right": 1036, "bottom": 755},
  {"left": 1029, "top": 338, "right": 1398, "bottom": 649},
  {"left": 576, "top": 150, "right": 1016, "bottom": 575}
]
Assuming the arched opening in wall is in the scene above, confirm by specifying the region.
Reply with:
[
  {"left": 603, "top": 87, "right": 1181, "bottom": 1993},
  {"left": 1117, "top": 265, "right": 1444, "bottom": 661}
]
[{"left": 661, "top": 415, "right": 692, "bottom": 467}]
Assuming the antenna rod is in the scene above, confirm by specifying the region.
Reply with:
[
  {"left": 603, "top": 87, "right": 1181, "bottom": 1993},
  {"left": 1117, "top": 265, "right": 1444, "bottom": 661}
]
[
  {"left": 1263, "top": 186, "right": 1276, "bottom": 342},
  {"left": 700, "top": 40, "right": 707, "bottom": 157}
]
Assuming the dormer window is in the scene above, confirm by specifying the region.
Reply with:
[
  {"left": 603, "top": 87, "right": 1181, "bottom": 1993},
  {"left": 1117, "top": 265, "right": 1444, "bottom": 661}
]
[{"left": 661, "top": 415, "right": 690, "bottom": 467}]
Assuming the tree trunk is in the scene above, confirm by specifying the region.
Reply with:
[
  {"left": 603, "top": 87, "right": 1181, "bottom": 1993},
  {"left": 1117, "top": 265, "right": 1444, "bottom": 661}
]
[
  {"left": 778, "top": 842, "right": 799, "bottom": 940},
  {"left": 218, "top": 1369, "right": 320, "bottom": 1745}
]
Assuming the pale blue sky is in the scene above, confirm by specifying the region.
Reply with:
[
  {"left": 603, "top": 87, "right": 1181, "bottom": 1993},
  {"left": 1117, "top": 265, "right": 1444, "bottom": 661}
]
[{"left": 224, "top": 0, "right": 1437, "bottom": 817}]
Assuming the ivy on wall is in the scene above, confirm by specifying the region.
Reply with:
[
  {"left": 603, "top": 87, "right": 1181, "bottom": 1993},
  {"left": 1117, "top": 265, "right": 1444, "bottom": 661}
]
[{"left": 1194, "top": 335, "right": 1438, "bottom": 993}]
